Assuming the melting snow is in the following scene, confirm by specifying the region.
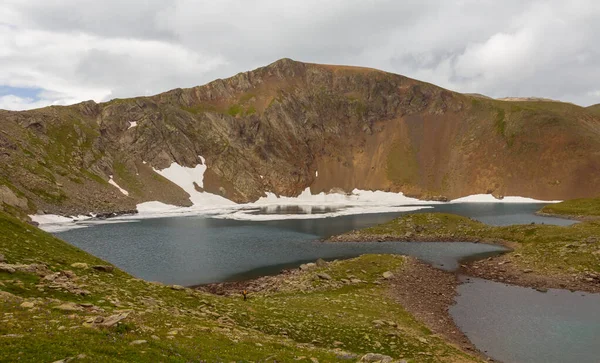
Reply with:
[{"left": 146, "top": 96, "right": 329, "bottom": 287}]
[
  {"left": 128, "top": 121, "right": 137, "bottom": 129},
  {"left": 108, "top": 176, "right": 129, "bottom": 196},
  {"left": 152, "top": 157, "right": 234, "bottom": 206},
  {"left": 449, "top": 194, "right": 561, "bottom": 204}
]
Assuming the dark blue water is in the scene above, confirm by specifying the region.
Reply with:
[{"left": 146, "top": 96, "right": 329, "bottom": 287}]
[
  {"left": 451, "top": 277, "right": 600, "bottom": 363},
  {"left": 55, "top": 203, "right": 569, "bottom": 285}
]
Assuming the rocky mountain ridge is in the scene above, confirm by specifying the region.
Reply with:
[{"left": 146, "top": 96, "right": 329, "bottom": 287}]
[{"left": 1, "top": 58, "right": 599, "bottom": 217}]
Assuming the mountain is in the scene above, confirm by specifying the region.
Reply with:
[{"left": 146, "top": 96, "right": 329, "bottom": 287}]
[
  {"left": 1, "top": 58, "right": 600, "bottom": 217},
  {"left": 587, "top": 103, "right": 600, "bottom": 116}
]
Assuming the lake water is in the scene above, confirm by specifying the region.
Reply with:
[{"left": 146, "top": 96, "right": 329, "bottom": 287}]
[
  {"left": 54, "top": 202, "right": 596, "bottom": 362},
  {"left": 55, "top": 202, "right": 571, "bottom": 285},
  {"left": 451, "top": 277, "right": 600, "bottom": 363}
]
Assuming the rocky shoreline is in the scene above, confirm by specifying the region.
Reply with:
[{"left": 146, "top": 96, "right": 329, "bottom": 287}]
[
  {"left": 196, "top": 256, "right": 500, "bottom": 361},
  {"left": 385, "top": 258, "right": 494, "bottom": 361}
]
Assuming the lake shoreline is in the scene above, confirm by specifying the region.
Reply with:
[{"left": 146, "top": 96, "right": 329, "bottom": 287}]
[
  {"left": 328, "top": 234, "right": 600, "bottom": 293},
  {"left": 195, "top": 254, "right": 499, "bottom": 361},
  {"left": 534, "top": 211, "right": 600, "bottom": 221},
  {"left": 385, "top": 257, "right": 495, "bottom": 361}
]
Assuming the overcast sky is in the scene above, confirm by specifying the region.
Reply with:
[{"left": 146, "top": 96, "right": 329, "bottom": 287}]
[{"left": 1, "top": 0, "right": 599, "bottom": 110}]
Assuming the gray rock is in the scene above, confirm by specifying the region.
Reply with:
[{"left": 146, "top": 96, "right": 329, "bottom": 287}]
[
  {"left": 20, "top": 301, "right": 35, "bottom": 308},
  {"left": 100, "top": 312, "right": 130, "bottom": 327},
  {"left": 70, "top": 263, "right": 88, "bottom": 269},
  {"left": 382, "top": 271, "right": 394, "bottom": 279},
  {"left": 53, "top": 302, "right": 83, "bottom": 312},
  {"left": 92, "top": 265, "right": 114, "bottom": 273},
  {"left": 315, "top": 258, "right": 327, "bottom": 267},
  {"left": 359, "top": 353, "right": 394, "bottom": 362},
  {"left": 0, "top": 263, "right": 15, "bottom": 273},
  {"left": 129, "top": 340, "right": 147, "bottom": 345},
  {"left": 300, "top": 263, "right": 316, "bottom": 271},
  {"left": 170, "top": 285, "right": 185, "bottom": 291},
  {"left": 317, "top": 272, "right": 332, "bottom": 280},
  {"left": 0, "top": 186, "right": 28, "bottom": 210}
]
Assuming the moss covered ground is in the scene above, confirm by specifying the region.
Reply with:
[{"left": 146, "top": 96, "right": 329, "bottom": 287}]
[
  {"left": 0, "top": 211, "right": 477, "bottom": 362},
  {"left": 539, "top": 198, "right": 600, "bottom": 218},
  {"left": 344, "top": 212, "right": 600, "bottom": 276}
]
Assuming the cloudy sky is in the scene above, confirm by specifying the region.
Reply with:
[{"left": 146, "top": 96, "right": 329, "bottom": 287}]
[{"left": 1, "top": 0, "right": 599, "bottom": 110}]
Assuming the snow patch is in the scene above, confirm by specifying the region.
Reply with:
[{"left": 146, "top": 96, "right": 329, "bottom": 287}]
[
  {"left": 152, "top": 157, "right": 234, "bottom": 206},
  {"left": 108, "top": 176, "right": 129, "bottom": 196},
  {"left": 449, "top": 194, "right": 561, "bottom": 204},
  {"left": 30, "top": 214, "right": 92, "bottom": 233},
  {"left": 253, "top": 188, "right": 434, "bottom": 207},
  {"left": 128, "top": 121, "right": 137, "bottom": 129},
  {"left": 315, "top": 170, "right": 318, "bottom": 177}
]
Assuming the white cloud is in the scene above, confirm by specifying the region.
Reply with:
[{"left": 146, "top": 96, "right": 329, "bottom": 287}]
[{"left": 0, "top": 0, "right": 599, "bottom": 110}]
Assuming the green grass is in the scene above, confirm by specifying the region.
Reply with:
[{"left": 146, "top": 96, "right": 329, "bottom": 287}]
[
  {"left": 540, "top": 198, "right": 600, "bottom": 217},
  {"left": 181, "top": 103, "right": 220, "bottom": 115},
  {"left": 344, "top": 212, "right": 600, "bottom": 275},
  {"left": 0, "top": 211, "right": 478, "bottom": 362},
  {"left": 227, "top": 104, "right": 243, "bottom": 117}
]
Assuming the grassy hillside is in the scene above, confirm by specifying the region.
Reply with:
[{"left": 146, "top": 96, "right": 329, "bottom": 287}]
[{"left": 0, "top": 212, "right": 477, "bottom": 362}]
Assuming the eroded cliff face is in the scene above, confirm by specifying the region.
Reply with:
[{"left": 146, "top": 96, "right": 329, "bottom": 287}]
[{"left": 1, "top": 58, "right": 599, "bottom": 216}]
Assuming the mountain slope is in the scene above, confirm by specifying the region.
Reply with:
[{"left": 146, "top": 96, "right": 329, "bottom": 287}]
[
  {"left": 587, "top": 103, "right": 600, "bottom": 116},
  {"left": 1, "top": 58, "right": 600, "bottom": 216}
]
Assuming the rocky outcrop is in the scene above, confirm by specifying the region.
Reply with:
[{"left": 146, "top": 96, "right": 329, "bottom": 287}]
[{"left": 1, "top": 58, "right": 600, "bottom": 216}]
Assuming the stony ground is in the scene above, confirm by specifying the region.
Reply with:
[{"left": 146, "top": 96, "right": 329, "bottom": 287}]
[
  {"left": 329, "top": 212, "right": 600, "bottom": 292},
  {"left": 0, "top": 211, "right": 479, "bottom": 362}
]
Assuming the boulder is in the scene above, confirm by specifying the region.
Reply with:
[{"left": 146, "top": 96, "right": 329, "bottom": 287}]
[
  {"left": 316, "top": 273, "right": 332, "bottom": 280},
  {"left": 0, "top": 291, "right": 22, "bottom": 302},
  {"left": 300, "top": 263, "right": 316, "bottom": 271},
  {"left": 359, "top": 353, "right": 394, "bottom": 363},
  {"left": 92, "top": 265, "right": 114, "bottom": 273},
  {"left": 54, "top": 302, "right": 83, "bottom": 312},
  {"left": 170, "top": 285, "right": 185, "bottom": 291},
  {"left": 129, "top": 340, "right": 147, "bottom": 345},
  {"left": 20, "top": 301, "right": 35, "bottom": 308},
  {"left": 0, "top": 263, "right": 15, "bottom": 273},
  {"left": 100, "top": 312, "right": 130, "bottom": 327},
  {"left": 0, "top": 185, "right": 28, "bottom": 210},
  {"left": 70, "top": 263, "right": 89, "bottom": 269},
  {"left": 315, "top": 258, "right": 327, "bottom": 267},
  {"left": 382, "top": 271, "right": 394, "bottom": 279}
]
